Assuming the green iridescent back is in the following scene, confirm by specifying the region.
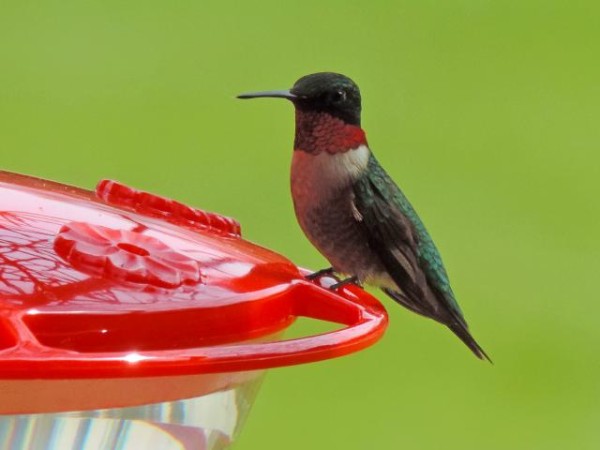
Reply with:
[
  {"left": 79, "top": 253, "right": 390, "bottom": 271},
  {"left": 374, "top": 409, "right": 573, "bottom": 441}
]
[{"left": 366, "top": 154, "right": 464, "bottom": 318}]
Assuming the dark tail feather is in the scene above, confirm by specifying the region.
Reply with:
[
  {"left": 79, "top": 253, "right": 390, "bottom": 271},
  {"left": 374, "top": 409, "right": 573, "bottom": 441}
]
[
  {"left": 383, "top": 288, "right": 491, "bottom": 363},
  {"left": 447, "top": 321, "right": 492, "bottom": 363}
]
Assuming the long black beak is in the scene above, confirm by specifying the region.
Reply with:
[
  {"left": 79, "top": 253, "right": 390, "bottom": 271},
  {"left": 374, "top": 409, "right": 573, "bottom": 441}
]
[{"left": 237, "top": 89, "right": 297, "bottom": 100}]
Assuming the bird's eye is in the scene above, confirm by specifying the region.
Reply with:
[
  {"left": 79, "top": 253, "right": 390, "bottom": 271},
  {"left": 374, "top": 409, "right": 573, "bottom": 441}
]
[{"left": 332, "top": 90, "right": 347, "bottom": 102}]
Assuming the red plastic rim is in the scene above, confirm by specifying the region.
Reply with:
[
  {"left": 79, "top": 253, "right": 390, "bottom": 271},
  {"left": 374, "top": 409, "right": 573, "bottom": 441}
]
[{"left": 0, "top": 171, "right": 388, "bottom": 379}]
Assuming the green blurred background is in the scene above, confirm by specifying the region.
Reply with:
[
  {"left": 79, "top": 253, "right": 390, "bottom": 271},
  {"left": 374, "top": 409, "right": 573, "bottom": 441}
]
[{"left": 1, "top": 1, "right": 599, "bottom": 448}]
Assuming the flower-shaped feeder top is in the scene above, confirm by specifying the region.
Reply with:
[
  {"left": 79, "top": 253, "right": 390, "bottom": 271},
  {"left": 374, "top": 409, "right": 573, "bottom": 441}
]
[{"left": 0, "top": 171, "right": 388, "bottom": 413}]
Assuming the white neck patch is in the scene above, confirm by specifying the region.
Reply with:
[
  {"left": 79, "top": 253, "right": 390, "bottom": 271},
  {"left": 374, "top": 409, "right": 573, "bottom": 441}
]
[{"left": 291, "top": 144, "right": 371, "bottom": 203}]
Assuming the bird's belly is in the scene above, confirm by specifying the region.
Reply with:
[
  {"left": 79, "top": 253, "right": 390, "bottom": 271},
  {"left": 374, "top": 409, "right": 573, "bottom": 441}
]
[{"left": 295, "top": 191, "right": 387, "bottom": 282}]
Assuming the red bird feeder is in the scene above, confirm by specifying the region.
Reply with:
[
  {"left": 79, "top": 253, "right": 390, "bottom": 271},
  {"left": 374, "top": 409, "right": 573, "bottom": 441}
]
[{"left": 0, "top": 171, "right": 387, "bottom": 449}]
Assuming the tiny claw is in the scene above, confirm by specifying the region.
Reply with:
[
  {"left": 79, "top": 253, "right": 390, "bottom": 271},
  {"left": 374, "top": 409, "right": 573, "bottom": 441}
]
[
  {"left": 305, "top": 267, "right": 335, "bottom": 281},
  {"left": 329, "top": 276, "right": 362, "bottom": 290}
]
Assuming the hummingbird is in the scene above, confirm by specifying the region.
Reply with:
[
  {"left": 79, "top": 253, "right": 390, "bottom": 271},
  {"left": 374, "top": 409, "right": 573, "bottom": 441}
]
[{"left": 238, "top": 72, "right": 489, "bottom": 361}]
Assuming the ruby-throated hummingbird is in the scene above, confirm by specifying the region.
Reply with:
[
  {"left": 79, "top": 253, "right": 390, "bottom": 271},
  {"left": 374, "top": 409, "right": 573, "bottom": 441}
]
[{"left": 238, "top": 72, "right": 489, "bottom": 361}]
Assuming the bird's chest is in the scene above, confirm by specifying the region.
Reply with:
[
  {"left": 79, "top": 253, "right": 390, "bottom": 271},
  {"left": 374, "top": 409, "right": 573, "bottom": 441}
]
[{"left": 290, "top": 146, "right": 369, "bottom": 221}]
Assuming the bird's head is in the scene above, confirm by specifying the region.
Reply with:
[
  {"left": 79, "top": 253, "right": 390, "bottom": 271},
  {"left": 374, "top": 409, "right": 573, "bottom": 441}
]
[
  {"left": 238, "top": 72, "right": 366, "bottom": 154},
  {"left": 238, "top": 72, "right": 362, "bottom": 125}
]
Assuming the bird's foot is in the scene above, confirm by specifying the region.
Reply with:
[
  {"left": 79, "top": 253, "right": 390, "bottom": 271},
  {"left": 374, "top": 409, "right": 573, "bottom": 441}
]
[
  {"left": 329, "top": 275, "right": 362, "bottom": 290},
  {"left": 305, "top": 267, "right": 335, "bottom": 281}
]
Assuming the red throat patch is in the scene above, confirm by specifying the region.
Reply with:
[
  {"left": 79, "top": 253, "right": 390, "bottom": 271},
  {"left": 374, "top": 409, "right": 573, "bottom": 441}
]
[{"left": 293, "top": 110, "right": 367, "bottom": 154}]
